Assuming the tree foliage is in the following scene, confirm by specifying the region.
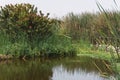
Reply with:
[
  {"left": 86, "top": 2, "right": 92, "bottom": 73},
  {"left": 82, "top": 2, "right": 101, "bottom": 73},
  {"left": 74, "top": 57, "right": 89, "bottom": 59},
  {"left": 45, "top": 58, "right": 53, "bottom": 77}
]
[{"left": 0, "top": 3, "right": 58, "bottom": 42}]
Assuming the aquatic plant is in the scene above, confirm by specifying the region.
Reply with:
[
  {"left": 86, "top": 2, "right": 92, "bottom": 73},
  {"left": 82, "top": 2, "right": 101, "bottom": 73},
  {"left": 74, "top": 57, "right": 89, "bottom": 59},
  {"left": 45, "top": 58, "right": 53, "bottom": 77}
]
[{"left": 96, "top": 1, "right": 120, "bottom": 79}]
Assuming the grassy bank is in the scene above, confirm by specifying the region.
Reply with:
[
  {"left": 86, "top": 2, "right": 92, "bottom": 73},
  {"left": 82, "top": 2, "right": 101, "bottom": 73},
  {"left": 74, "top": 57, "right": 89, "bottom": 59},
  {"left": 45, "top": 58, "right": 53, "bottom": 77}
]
[
  {"left": 0, "top": 32, "right": 77, "bottom": 59},
  {"left": 0, "top": 34, "right": 114, "bottom": 61}
]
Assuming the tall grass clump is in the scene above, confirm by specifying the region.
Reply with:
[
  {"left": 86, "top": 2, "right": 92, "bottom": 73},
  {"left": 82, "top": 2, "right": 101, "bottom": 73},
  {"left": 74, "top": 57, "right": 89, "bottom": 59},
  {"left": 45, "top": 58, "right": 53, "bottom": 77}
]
[
  {"left": 62, "top": 11, "right": 120, "bottom": 52},
  {"left": 96, "top": 1, "right": 120, "bottom": 79},
  {"left": 62, "top": 12, "right": 96, "bottom": 41}
]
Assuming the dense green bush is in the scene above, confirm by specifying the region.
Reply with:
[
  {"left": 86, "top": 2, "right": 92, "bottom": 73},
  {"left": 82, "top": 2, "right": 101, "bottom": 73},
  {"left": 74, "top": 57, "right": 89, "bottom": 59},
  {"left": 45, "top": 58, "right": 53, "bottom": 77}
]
[
  {"left": 0, "top": 3, "right": 58, "bottom": 43},
  {"left": 0, "top": 4, "right": 77, "bottom": 58}
]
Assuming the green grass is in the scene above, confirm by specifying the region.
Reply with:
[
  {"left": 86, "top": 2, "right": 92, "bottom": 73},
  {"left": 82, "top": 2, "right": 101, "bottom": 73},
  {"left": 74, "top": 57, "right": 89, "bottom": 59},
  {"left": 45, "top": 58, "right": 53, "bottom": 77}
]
[
  {"left": 0, "top": 31, "right": 77, "bottom": 58},
  {"left": 116, "top": 63, "right": 120, "bottom": 72},
  {"left": 0, "top": 31, "right": 115, "bottom": 60},
  {"left": 77, "top": 51, "right": 112, "bottom": 60}
]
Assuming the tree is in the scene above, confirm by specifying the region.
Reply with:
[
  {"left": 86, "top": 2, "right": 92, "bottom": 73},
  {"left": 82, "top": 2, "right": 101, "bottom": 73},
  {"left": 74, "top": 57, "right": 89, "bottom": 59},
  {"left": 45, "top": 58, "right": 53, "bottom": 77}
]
[{"left": 0, "top": 3, "right": 57, "bottom": 43}]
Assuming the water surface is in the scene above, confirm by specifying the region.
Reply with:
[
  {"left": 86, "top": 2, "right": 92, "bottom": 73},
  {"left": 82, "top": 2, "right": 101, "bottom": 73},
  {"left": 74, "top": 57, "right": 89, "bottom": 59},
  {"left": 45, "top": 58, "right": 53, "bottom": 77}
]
[{"left": 0, "top": 56, "right": 113, "bottom": 80}]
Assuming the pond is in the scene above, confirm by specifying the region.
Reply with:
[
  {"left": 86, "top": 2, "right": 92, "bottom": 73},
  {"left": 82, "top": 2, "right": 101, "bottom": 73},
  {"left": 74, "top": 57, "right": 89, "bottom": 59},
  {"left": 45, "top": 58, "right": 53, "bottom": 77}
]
[{"left": 0, "top": 56, "right": 114, "bottom": 80}]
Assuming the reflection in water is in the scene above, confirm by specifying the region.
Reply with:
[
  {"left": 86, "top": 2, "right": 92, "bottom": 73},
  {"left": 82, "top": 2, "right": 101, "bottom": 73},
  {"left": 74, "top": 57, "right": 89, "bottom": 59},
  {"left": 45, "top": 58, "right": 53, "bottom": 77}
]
[
  {"left": 0, "top": 59, "right": 53, "bottom": 80},
  {"left": 51, "top": 64, "right": 106, "bottom": 80},
  {"left": 0, "top": 56, "right": 113, "bottom": 80}
]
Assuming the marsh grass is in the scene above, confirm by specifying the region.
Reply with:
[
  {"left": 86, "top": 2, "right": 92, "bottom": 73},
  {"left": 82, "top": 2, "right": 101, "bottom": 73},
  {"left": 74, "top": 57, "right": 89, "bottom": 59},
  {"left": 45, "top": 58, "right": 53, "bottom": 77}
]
[
  {"left": 96, "top": 1, "right": 120, "bottom": 79},
  {"left": 0, "top": 30, "right": 77, "bottom": 58}
]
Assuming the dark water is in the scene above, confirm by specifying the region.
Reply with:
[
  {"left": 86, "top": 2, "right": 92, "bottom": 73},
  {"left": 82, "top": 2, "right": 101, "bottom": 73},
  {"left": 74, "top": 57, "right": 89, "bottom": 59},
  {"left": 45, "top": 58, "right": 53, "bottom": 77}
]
[{"left": 0, "top": 56, "right": 113, "bottom": 80}]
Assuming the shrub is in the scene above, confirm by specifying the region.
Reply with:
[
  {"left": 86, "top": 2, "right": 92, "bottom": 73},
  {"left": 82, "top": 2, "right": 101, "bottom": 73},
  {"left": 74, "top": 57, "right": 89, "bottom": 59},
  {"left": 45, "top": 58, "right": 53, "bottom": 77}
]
[{"left": 0, "top": 3, "right": 58, "bottom": 43}]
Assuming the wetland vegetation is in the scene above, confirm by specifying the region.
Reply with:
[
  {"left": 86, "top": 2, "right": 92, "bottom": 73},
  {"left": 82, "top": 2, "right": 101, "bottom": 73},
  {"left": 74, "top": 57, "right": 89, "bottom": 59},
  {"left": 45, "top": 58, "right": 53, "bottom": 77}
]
[{"left": 0, "top": 2, "right": 120, "bottom": 80}]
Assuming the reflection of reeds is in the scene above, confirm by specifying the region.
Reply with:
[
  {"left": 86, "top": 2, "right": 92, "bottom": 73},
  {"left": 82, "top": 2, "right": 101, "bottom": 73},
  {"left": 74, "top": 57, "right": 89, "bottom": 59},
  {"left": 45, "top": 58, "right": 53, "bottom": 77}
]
[
  {"left": 92, "top": 61, "right": 103, "bottom": 74},
  {"left": 92, "top": 60, "right": 114, "bottom": 78},
  {"left": 102, "top": 60, "right": 113, "bottom": 74}
]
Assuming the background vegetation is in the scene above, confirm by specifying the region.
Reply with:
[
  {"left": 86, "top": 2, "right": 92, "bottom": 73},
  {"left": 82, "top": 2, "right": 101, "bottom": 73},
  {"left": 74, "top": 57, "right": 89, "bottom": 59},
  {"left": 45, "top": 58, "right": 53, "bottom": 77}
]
[
  {"left": 0, "top": 2, "right": 120, "bottom": 80},
  {"left": 0, "top": 3, "right": 120, "bottom": 60}
]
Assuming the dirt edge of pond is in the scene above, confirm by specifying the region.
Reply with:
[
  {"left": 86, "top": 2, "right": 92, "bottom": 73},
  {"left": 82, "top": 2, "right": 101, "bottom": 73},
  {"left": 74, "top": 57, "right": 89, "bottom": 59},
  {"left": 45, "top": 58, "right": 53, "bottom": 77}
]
[{"left": 0, "top": 54, "right": 13, "bottom": 60}]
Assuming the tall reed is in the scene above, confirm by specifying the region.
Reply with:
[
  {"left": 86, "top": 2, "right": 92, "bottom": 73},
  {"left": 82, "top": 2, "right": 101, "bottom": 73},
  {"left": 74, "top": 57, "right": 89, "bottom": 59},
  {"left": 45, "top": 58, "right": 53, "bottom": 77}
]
[{"left": 96, "top": 1, "right": 120, "bottom": 79}]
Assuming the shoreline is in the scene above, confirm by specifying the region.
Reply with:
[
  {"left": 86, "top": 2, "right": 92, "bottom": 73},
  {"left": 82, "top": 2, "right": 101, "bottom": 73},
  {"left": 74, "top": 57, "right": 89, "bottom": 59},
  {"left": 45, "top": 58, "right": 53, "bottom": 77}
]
[
  {"left": 0, "top": 54, "right": 13, "bottom": 60},
  {"left": 0, "top": 52, "right": 112, "bottom": 60}
]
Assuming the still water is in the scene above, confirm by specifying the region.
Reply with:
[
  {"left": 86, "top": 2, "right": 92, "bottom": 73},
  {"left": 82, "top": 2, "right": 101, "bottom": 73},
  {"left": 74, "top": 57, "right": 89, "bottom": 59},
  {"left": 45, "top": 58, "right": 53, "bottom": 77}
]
[{"left": 0, "top": 56, "right": 113, "bottom": 80}]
